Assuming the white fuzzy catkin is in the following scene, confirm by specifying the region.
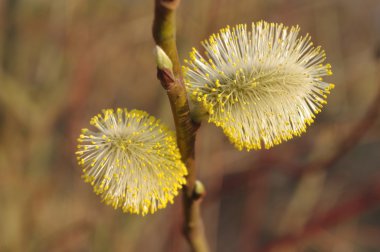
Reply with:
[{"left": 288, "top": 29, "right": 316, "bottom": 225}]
[
  {"left": 184, "top": 21, "right": 334, "bottom": 150},
  {"left": 76, "top": 108, "right": 187, "bottom": 215}
]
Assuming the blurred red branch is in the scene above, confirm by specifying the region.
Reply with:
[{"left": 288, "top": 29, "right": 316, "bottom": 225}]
[
  {"left": 44, "top": 220, "right": 93, "bottom": 251},
  {"left": 238, "top": 169, "right": 270, "bottom": 252},
  {"left": 295, "top": 80, "right": 380, "bottom": 176},
  {"left": 66, "top": 53, "right": 94, "bottom": 147},
  {"left": 260, "top": 173, "right": 380, "bottom": 252}
]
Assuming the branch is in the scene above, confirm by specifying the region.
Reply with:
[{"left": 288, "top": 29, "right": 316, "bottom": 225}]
[
  {"left": 153, "top": 1, "right": 209, "bottom": 251},
  {"left": 260, "top": 173, "right": 380, "bottom": 252},
  {"left": 297, "top": 81, "right": 380, "bottom": 176},
  {"left": 153, "top": 0, "right": 181, "bottom": 77}
]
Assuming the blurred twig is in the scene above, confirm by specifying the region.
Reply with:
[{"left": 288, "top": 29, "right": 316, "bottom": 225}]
[
  {"left": 0, "top": 73, "right": 67, "bottom": 131},
  {"left": 65, "top": 52, "right": 94, "bottom": 148},
  {"left": 296, "top": 88, "right": 380, "bottom": 177},
  {"left": 204, "top": 0, "right": 221, "bottom": 37},
  {"left": 238, "top": 168, "right": 269, "bottom": 252},
  {"left": 260, "top": 172, "right": 380, "bottom": 252},
  {"left": 43, "top": 220, "right": 93, "bottom": 251}
]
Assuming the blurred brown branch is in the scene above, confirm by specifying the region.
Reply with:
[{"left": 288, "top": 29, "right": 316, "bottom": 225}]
[
  {"left": 44, "top": 220, "right": 93, "bottom": 252},
  {"left": 260, "top": 172, "right": 380, "bottom": 252},
  {"left": 0, "top": 72, "right": 67, "bottom": 131}
]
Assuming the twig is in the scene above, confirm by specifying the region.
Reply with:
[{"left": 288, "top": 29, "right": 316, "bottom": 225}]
[
  {"left": 44, "top": 220, "right": 93, "bottom": 251},
  {"left": 152, "top": 1, "right": 209, "bottom": 251},
  {"left": 260, "top": 173, "right": 380, "bottom": 252},
  {"left": 65, "top": 52, "right": 94, "bottom": 149},
  {"left": 295, "top": 85, "right": 380, "bottom": 176},
  {"left": 238, "top": 169, "right": 270, "bottom": 252}
]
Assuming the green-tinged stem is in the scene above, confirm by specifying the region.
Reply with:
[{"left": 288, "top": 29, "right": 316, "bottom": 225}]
[
  {"left": 153, "top": 0, "right": 181, "bottom": 77},
  {"left": 153, "top": 1, "right": 209, "bottom": 251}
]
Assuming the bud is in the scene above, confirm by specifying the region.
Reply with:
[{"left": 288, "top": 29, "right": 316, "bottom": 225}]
[{"left": 155, "top": 45, "right": 173, "bottom": 71}]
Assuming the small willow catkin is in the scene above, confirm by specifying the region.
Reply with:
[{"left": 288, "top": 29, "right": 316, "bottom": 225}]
[{"left": 76, "top": 108, "right": 187, "bottom": 215}]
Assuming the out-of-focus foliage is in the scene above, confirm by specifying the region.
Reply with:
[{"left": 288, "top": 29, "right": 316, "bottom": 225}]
[{"left": 0, "top": 0, "right": 379, "bottom": 251}]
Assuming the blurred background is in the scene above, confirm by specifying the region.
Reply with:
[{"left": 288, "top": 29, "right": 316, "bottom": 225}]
[{"left": 1, "top": 0, "right": 380, "bottom": 251}]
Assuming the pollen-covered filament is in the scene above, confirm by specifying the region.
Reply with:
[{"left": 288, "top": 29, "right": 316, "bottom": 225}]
[
  {"left": 76, "top": 108, "right": 187, "bottom": 215},
  {"left": 184, "top": 21, "right": 334, "bottom": 150}
]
